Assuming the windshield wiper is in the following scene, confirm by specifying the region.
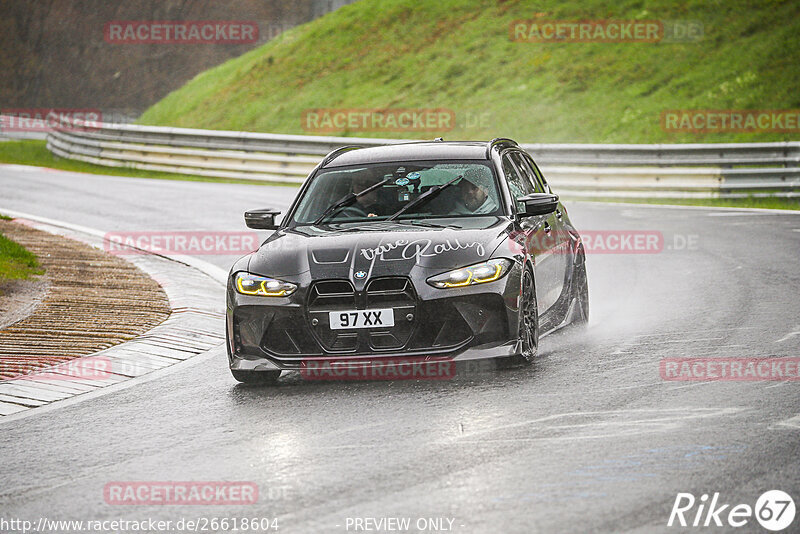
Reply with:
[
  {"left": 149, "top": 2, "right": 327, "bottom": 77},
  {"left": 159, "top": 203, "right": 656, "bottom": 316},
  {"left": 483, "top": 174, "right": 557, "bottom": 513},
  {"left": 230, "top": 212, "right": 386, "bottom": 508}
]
[
  {"left": 314, "top": 177, "right": 393, "bottom": 225},
  {"left": 386, "top": 174, "right": 462, "bottom": 222},
  {"left": 395, "top": 220, "right": 461, "bottom": 229}
]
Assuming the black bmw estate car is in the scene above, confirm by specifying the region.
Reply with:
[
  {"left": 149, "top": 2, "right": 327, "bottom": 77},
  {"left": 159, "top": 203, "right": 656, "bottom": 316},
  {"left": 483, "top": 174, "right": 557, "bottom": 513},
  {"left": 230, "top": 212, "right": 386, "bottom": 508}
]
[{"left": 226, "top": 138, "right": 588, "bottom": 384}]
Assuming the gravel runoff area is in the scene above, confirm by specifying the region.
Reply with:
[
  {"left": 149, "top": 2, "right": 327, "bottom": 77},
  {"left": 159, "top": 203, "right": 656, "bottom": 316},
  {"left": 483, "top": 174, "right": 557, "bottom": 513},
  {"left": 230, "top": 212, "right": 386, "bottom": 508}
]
[{"left": 0, "top": 219, "right": 171, "bottom": 379}]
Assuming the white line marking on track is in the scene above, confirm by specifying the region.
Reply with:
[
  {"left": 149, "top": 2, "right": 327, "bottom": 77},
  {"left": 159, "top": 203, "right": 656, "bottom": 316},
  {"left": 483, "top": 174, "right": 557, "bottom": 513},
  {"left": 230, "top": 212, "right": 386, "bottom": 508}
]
[
  {"left": 707, "top": 212, "right": 763, "bottom": 217},
  {"left": 667, "top": 381, "right": 718, "bottom": 391},
  {"left": 775, "top": 328, "right": 800, "bottom": 343},
  {"left": 631, "top": 327, "right": 761, "bottom": 337},
  {"left": 777, "top": 415, "right": 800, "bottom": 429},
  {"left": 621, "top": 337, "right": 726, "bottom": 345},
  {"left": 452, "top": 407, "right": 744, "bottom": 440}
]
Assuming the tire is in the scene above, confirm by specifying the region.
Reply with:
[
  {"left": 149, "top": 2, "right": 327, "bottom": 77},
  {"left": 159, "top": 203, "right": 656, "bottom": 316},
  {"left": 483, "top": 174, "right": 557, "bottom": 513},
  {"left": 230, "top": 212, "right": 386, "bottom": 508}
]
[
  {"left": 572, "top": 246, "right": 589, "bottom": 326},
  {"left": 231, "top": 369, "right": 281, "bottom": 385},
  {"left": 519, "top": 267, "right": 540, "bottom": 363}
]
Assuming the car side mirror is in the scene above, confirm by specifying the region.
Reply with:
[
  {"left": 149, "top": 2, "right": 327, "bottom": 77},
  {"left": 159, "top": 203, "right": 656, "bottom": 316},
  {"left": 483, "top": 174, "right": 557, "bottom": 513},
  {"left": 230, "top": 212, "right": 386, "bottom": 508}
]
[
  {"left": 244, "top": 208, "right": 281, "bottom": 230},
  {"left": 519, "top": 193, "right": 559, "bottom": 217}
]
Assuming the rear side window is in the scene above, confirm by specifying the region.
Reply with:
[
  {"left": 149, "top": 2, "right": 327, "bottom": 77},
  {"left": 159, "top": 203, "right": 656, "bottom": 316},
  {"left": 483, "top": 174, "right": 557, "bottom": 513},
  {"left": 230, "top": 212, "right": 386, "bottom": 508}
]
[
  {"left": 510, "top": 151, "right": 545, "bottom": 193},
  {"left": 521, "top": 152, "right": 551, "bottom": 193}
]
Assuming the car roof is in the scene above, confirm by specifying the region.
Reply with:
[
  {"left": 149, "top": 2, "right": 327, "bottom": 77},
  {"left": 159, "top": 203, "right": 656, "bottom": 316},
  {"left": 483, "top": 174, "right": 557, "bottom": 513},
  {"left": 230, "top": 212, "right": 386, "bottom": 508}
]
[{"left": 322, "top": 141, "right": 492, "bottom": 168}]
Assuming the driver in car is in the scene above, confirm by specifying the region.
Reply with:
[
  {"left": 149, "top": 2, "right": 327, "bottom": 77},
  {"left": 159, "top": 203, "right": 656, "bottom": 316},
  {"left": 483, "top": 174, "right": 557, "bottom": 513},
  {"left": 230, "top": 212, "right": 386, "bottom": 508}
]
[
  {"left": 346, "top": 173, "right": 383, "bottom": 218},
  {"left": 457, "top": 168, "right": 498, "bottom": 214}
]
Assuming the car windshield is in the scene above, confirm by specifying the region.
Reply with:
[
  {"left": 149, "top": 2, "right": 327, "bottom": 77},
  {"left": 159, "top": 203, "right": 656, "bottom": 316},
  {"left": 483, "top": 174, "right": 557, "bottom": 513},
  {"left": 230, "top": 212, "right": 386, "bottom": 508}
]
[{"left": 291, "top": 160, "right": 502, "bottom": 225}]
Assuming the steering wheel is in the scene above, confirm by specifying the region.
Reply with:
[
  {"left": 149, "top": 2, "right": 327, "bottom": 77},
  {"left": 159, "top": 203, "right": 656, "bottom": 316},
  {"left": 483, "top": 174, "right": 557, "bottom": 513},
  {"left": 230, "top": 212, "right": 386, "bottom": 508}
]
[{"left": 335, "top": 204, "right": 370, "bottom": 219}]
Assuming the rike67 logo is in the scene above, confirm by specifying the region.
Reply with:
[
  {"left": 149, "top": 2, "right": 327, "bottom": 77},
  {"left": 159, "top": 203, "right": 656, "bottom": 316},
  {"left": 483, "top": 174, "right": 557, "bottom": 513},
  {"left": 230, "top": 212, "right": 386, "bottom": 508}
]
[{"left": 668, "top": 490, "right": 795, "bottom": 531}]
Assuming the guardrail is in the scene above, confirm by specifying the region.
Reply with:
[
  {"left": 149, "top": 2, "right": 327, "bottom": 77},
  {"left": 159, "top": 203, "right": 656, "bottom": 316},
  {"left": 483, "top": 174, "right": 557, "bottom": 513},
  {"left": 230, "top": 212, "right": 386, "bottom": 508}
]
[
  {"left": 44, "top": 115, "right": 800, "bottom": 198},
  {"left": 0, "top": 115, "right": 49, "bottom": 140}
]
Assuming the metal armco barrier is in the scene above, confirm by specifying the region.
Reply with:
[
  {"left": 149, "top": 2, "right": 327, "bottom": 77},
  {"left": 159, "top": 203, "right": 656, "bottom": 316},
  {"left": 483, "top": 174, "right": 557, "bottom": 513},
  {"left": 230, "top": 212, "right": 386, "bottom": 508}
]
[
  {"left": 0, "top": 115, "right": 49, "bottom": 140},
  {"left": 45, "top": 116, "right": 800, "bottom": 198}
]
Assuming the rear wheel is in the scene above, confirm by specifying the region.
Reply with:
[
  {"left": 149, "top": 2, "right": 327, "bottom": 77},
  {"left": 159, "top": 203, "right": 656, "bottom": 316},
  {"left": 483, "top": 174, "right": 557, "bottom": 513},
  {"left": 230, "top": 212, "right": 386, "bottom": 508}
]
[
  {"left": 231, "top": 369, "right": 281, "bottom": 385},
  {"left": 519, "top": 268, "right": 539, "bottom": 363}
]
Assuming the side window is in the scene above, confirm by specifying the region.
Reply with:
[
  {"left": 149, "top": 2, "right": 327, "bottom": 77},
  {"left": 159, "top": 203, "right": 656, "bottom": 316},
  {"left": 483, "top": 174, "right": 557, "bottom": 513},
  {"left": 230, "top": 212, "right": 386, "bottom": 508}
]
[
  {"left": 501, "top": 154, "right": 534, "bottom": 213},
  {"left": 509, "top": 152, "right": 544, "bottom": 193},
  {"left": 521, "top": 152, "right": 551, "bottom": 193}
]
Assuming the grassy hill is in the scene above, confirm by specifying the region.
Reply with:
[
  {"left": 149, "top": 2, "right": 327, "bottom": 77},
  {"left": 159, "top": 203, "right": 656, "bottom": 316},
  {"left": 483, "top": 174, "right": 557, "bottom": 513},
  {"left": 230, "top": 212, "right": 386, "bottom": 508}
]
[{"left": 138, "top": 0, "right": 800, "bottom": 143}]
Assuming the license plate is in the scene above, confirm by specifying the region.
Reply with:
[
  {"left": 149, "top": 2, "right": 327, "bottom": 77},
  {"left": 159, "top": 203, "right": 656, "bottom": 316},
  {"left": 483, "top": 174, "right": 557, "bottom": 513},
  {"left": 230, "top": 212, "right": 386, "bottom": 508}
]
[{"left": 329, "top": 309, "right": 395, "bottom": 329}]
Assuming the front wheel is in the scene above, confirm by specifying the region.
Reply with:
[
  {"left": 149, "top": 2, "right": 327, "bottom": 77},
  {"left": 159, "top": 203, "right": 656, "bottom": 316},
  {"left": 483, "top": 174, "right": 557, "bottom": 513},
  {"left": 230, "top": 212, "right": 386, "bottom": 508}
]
[
  {"left": 231, "top": 369, "right": 281, "bottom": 385},
  {"left": 519, "top": 268, "right": 539, "bottom": 363}
]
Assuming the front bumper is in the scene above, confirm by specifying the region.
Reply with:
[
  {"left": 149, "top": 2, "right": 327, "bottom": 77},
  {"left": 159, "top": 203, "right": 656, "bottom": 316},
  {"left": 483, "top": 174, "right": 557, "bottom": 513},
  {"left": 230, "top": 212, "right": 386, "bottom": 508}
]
[
  {"left": 230, "top": 341, "right": 520, "bottom": 371},
  {"left": 227, "top": 267, "right": 523, "bottom": 371}
]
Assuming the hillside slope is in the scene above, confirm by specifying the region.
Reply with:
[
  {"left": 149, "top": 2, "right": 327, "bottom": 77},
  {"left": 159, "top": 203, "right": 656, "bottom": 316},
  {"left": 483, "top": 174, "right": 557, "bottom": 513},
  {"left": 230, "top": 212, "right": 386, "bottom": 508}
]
[{"left": 138, "top": 0, "right": 800, "bottom": 143}]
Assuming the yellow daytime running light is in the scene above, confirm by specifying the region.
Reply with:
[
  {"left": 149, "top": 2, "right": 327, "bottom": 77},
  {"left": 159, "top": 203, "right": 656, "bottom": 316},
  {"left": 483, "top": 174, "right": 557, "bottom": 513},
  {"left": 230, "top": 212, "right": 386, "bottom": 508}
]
[
  {"left": 428, "top": 259, "right": 512, "bottom": 289},
  {"left": 442, "top": 270, "right": 473, "bottom": 288},
  {"left": 473, "top": 263, "right": 503, "bottom": 283},
  {"left": 235, "top": 273, "right": 296, "bottom": 297}
]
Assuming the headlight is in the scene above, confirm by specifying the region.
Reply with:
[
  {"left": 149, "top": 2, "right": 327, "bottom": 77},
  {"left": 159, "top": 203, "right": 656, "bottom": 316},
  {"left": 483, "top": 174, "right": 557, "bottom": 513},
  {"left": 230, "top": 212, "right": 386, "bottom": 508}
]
[
  {"left": 234, "top": 272, "right": 297, "bottom": 297},
  {"left": 427, "top": 258, "right": 513, "bottom": 289}
]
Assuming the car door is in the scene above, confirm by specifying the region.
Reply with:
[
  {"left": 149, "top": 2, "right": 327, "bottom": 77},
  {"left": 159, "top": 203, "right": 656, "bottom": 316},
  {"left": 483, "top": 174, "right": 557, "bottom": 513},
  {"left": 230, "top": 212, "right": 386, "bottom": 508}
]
[
  {"left": 519, "top": 151, "right": 573, "bottom": 308},
  {"left": 501, "top": 151, "right": 560, "bottom": 314},
  {"left": 521, "top": 150, "right": 573, "bottom": 254}
]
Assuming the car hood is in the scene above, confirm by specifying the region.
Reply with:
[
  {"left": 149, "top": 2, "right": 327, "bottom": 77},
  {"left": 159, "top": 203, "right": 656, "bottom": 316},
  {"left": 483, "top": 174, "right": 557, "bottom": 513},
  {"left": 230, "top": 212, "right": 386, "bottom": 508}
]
[{"left": 246, "top": 218, "right": 512, "bottom": 279}]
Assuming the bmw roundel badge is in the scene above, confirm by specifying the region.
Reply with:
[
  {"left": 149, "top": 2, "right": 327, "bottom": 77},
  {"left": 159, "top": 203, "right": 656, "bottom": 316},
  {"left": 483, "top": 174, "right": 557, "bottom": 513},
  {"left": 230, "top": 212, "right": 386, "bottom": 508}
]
[{"left": 354, "top": 271, "right": 367, "bottom": 279}]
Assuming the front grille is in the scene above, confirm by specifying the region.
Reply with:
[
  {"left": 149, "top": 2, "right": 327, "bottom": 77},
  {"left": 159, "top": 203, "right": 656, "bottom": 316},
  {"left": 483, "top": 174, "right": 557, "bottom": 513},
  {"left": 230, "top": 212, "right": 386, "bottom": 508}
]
[
  {"left": 366, "top": 277, "right": 414, "bottom": 305},
  {"left": 304, "top": 277, "right": 418, "bottom": 353},
  {"left": 365, "top": 277, "right": 416, "bottom": 350},
  {"left": 308, "top": 280, "right": 358, "bottom": 351},
  {"left": 309, "top": 280, "right": 356, "bottom": 309}
]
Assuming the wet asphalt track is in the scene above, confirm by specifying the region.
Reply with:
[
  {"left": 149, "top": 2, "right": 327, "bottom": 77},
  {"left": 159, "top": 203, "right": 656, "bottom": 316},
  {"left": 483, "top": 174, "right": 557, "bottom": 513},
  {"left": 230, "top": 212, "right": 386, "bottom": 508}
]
[{"left": 1, "top": 166, "right": 799, "bottom": 533}]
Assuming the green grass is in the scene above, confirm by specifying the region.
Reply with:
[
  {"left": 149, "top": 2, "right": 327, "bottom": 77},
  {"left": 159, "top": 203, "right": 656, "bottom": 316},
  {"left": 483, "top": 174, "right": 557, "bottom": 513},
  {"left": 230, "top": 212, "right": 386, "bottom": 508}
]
[
  {"left": 0, "top": 224, "right": 44, "bottom": 285},
  {"left": 139, "top": 0, "right": 800, "bottom": 144},
  {"left": 0, "top": 140, "right": 297, "bottom": 187}
]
